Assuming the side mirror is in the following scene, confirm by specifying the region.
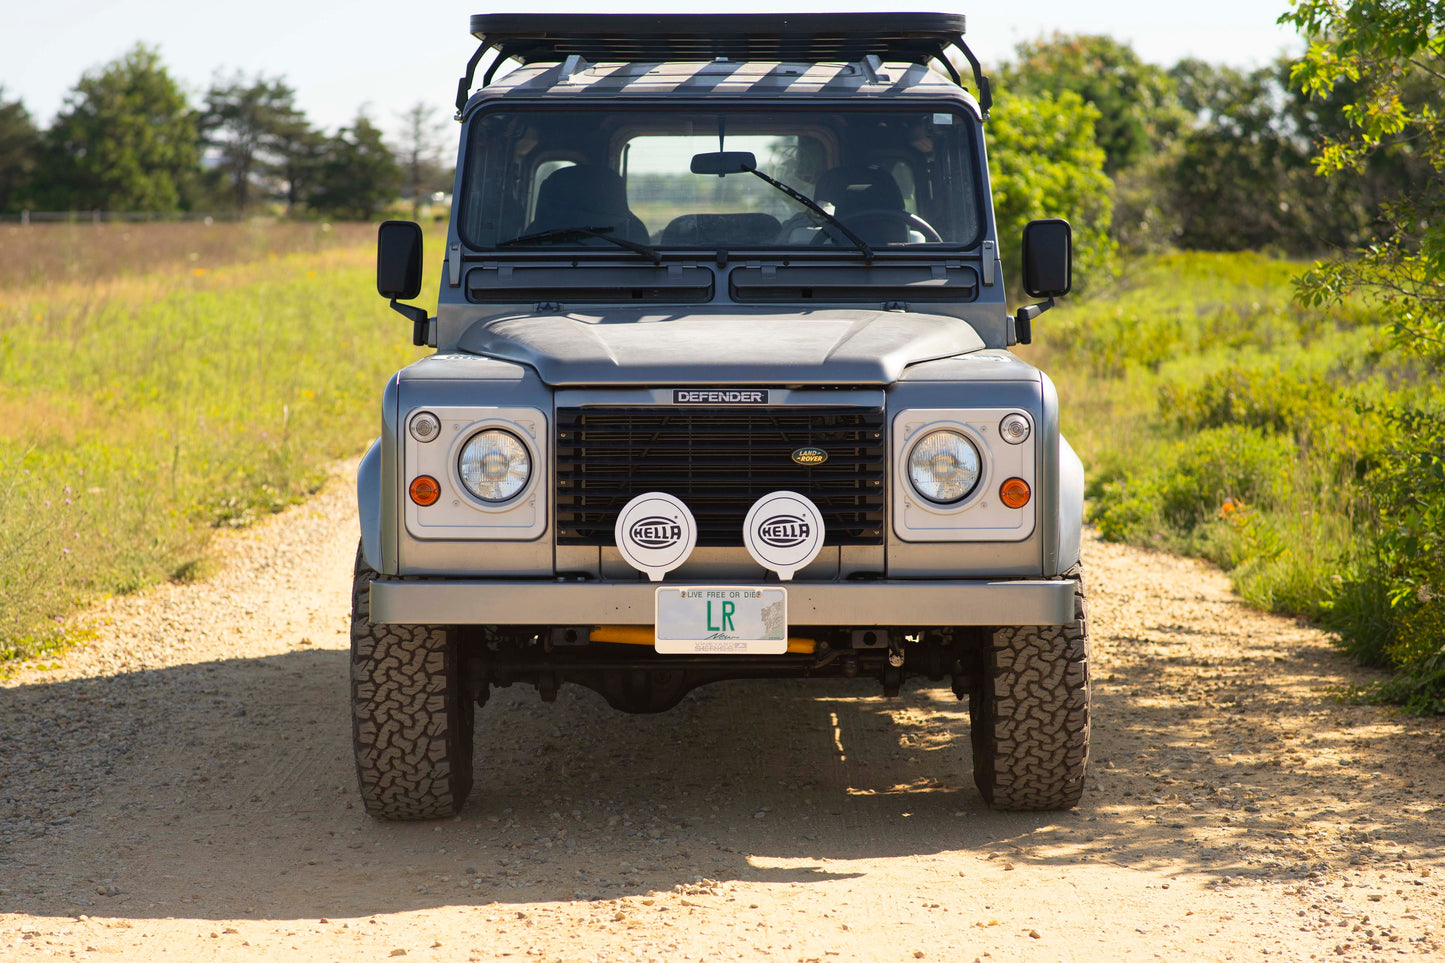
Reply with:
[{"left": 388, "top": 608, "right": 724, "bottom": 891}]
[
  {"left": 1021, "top": 218, "right": 1072, "bottom": 299},
  {"left": 377, "top": 220, "right": 423, "bottom": 301}
]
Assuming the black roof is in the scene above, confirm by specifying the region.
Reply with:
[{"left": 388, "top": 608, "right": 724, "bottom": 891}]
[{"left": 468, "top": 13, "right": 967, "bottom": 66}]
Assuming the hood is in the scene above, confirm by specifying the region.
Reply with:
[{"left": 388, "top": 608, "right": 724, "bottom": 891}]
[{"left": 455, "top": 308, "right": 985, "bottom": 385}]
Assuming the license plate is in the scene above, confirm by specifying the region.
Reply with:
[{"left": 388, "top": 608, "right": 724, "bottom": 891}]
[{"left": 653, "top": 586, "right": 787, "bottom": 654}]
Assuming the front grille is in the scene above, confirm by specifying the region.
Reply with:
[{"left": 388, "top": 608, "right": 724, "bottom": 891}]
[{"left": 556, "top": 405, "right": 887, "bottom": 546}]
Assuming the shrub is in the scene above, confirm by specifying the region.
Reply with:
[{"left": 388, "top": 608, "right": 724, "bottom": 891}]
[{"left": 1157, "top": 426, "right": 1292, "bottom": 531}]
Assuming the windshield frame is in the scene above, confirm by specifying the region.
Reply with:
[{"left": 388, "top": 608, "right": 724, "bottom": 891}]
[{"left": 455, "top": 99, "right": 990, "bottom": 256}]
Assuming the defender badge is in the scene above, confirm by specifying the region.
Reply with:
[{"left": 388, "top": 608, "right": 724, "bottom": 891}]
[{"left": 791, "top": 447, "right": 828, "bottom": 466}]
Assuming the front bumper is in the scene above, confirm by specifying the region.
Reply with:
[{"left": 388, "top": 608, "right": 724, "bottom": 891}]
[{"left": 370, "top": 578, "right": 1075, "bottom": 626}]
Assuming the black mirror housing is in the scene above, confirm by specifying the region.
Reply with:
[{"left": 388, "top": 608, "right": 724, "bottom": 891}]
[
  {"left": 377, "top": 220, "right": 424, "bottom": 301},
  {"left": 690, "top": 151, "right": 757, "bottom": 175},
  {"left": 1022, "top": 218, "right": 1072, "bottom": 299}
]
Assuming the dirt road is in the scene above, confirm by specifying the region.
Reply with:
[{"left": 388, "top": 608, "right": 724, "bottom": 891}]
[{"left": 2, "top": 469, "right": 1442, "bottom": 961}]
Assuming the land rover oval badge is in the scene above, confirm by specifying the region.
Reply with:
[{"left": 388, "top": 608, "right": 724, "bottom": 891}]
[
  {"left": 615, "top": 493, "right": 697, "bottom": 582},
  {"left": 743, "top": 491, "right": 825, "bottom": 581},
  {"left": 791, "top": 447, "right": 828, "bottom": 466}
]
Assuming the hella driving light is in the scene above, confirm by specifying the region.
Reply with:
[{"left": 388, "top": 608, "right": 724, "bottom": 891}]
[
  {"left": 458, "top": 429, "right": 531, "bottom": 502},
  {"left": 906, "top": 429, "right": 981, "bottom": 504}
]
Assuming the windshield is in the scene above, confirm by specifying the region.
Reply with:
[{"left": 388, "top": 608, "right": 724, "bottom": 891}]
[{"left": 458, "top": 106, "right": 984, "bottom": 252}]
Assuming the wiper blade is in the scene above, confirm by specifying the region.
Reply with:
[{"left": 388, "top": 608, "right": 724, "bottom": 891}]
[
  {"left": 496, "top": 225, "right": 661, "bottom": 265},
  {"left": 748, "top": 169, "right": 874, "bottom": 262}
]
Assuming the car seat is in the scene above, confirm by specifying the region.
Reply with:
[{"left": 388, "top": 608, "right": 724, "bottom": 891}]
[
  {"left": 524, "top": 164, "right": 650, "bottom": 244},
  {"left": 814, "top": 165, "right": 909, "bottom": 244}
]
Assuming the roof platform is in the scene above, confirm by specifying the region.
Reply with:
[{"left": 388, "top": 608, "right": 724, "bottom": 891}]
[{"left": 457, "top": 12, "right": 991, "bottom": 117}]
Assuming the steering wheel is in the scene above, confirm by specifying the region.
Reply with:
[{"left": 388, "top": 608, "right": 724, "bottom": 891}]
[{"left": 811, "top": 209, "right": 943, "bottom": 245}]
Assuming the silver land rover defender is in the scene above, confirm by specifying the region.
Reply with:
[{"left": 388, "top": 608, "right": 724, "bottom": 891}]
[{"left": 354, "top": 13, "right": 1088, "bottom": 819}]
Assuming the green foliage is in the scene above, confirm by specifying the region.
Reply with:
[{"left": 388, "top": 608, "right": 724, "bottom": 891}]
[
  {"left": 987, "top": 88, "right": 1117, "bottom": 295},
  {"left": 1056, "top": 248, "right": 1443, "bottom": 712},
  {"left": 1088, "top": 425, "right": 1292, "bottom": 540},
  {"left": 311, "top": 113, "right": 402, "bottom": 221},
  {"left": 34, "top": 45, "right": 199, "bottom": 212},
  {"left": 1000, "top": 34, "right": 1186, "bottom": 176},
  {"left": 199, "top": 72, "right": 311, "bottom": 212},
  {"left": 1277, "top": 0, "right": 1445, "bottom": 711},
  {"left": 0, "top": 86, "right": 39, "bottom": 212},
  {"left": 1167, "top": 58, "right": 1374, "bottom": 253}
]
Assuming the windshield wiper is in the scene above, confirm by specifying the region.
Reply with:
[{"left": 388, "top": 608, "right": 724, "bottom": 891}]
[
  {"left": 496, "top": 225, "right": 661, "bottom": 265},
  {"left": 690, "top": 151, "right": 874, "bottom": 262}
]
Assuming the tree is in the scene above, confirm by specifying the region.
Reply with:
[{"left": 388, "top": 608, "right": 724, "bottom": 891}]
[
  {"left": 1282, "top": 1, "right": 1445, "bottom": 343},
  {"left": 35, "top": 44, "right": 198, "bottom": 212},
  {"left": 310, "top": 113, "right": 401, "bottom": 220},
  {"left": 1000, "top": 34, "right": 1186, "bottom": 177},
  {"left": 271, "top": 119, "right": 327, "bottom": 215},
  {"left": 0, "top": 87, "right": 40, "bottom": 212},
  {"left": 397, "top": 101, "right": 451, "bottom": 219},
  {"left": 1165, "top": 58, "right": 1370, "bottom": 253},
  {"left": 199, "top": 73, "right": 308, "bottom": 212},
  {"left": 987, "top": 88, "right": 1117, "bottom": 295},
  {"left": 1280, "top": 0, "right": 1445, "bottom": 711}
]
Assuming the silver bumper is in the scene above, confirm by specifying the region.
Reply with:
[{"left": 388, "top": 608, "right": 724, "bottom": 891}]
[{"left": 370, "top": 578, "right": 1075, "bottom": 626}]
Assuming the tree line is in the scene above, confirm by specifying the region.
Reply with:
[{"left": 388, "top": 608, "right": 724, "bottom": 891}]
[
  {"left": 2, "top": 32, "right": 1436, "bottom": 242},
  {"left": 988, "top": 32, "right": 1437, "bottom": 289},
  {"left": 0, "top": 44, "right": 452, "bottom": 219}
]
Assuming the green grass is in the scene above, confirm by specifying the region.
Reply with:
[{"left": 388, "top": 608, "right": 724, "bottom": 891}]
[
  {"left": 0, "top": 224, "right": 435, "bottom": 661},
  {"left": 1030, "top": 250, "right": 1444, "bottom": 712}
]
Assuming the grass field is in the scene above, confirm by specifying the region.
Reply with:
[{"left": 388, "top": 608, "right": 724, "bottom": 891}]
[
  {"left": 0, "top": 221, "right": 432, "bottom": 663},
  {"left": 4, "top": 231, "right": 1439, "bottom": 707},
  {"left": 1028, "top": 251, "right": 1443, "bottom": 711}
]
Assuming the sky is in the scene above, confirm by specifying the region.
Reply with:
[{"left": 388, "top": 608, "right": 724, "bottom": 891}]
[{"left": 5, "top": 0, "right": 1304, "bottom": 140}]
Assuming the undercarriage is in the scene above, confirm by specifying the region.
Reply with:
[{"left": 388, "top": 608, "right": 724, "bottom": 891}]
[{"left": 458, "top": 626, "right": 989, "bottom": 713}]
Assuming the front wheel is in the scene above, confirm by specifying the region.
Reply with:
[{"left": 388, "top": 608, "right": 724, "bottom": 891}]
[
  {"left": 350, "top": 544, "right": 474, "bottom": 819},
  {"left": 970, "top": 567, "right": 1090, "bottom": 810}
]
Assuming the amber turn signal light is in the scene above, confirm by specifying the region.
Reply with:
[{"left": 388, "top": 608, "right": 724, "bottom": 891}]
[
  {"left": 409, "top": 475, "right": 441, "bottom": 506},
  {"left": 999, "top": 477, "right": 1031, "bottom": 509}
]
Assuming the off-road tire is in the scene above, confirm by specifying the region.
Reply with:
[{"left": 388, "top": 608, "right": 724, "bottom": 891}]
[
  {"left": 350, "top": 545, "right": 474, "bottom": 819},
  {"left": 970, "top": 566, "right": 1089, "bottom": 810}
]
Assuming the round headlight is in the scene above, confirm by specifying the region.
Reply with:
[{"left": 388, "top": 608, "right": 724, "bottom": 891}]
[
  {"left": 907, "top": 429, "right": 981, "bottom": 504},
  {"left": 458, "top": 429, "right": 531, "bottom": 502}
]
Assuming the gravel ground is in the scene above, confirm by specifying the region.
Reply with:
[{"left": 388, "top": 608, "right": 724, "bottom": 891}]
[{"left": 1, "top": 465, "right": 1443, "bottom": 961}]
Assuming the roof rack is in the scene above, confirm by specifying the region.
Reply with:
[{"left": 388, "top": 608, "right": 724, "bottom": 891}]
[{"left": 456, "top": 13, "right": 992, "bottom": 118}]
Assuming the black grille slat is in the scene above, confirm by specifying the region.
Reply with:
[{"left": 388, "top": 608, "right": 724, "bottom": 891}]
[{"left": 556, "top": 405, "right": 887, "bottom": 547}]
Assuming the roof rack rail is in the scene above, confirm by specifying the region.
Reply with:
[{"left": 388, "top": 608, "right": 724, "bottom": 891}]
[{"left": 455, "top": 13, "right": 992, "bottom": 119}]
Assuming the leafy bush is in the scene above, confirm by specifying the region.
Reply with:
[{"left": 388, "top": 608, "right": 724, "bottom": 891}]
[
  {"left": 1088, "top": 425, "right": 1291, "bottom": 539},
  {"left": 1158, "top": 426, "right": 1292, "bottom": 530},
  {"left": 987, "top": 87, "right": 1117, "bottom": 296}
]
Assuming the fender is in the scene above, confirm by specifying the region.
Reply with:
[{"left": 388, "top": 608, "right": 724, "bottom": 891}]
[
  {"left": 357, "top": 439, "right": 384, "bottom": 572},
  {"left": 1056, "top": 434, "right": 1085, "bottom": 573}
]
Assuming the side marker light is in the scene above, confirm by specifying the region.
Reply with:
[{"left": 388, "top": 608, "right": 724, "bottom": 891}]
[
  {"left": 999, "top": 477, "right": 1031, "bottom": 509},
  {"left": 409, "top": 475, "right": 441, "bottom": 506}
]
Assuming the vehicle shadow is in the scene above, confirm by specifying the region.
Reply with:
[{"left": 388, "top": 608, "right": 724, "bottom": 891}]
[{"left": 1, "top": 628, "right": 1442, "bottom": 923}]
